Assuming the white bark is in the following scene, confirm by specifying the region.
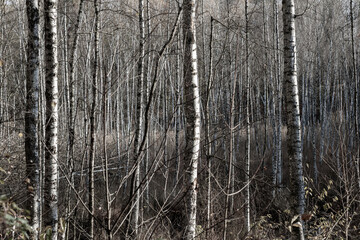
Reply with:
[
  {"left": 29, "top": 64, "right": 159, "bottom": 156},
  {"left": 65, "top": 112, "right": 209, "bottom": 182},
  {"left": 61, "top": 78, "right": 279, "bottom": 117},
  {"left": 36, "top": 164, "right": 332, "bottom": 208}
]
[
  {"left": 206, "top": 16, "right": 214, "bottom": 239},
  {"left": 88, "top": 0, "right": 99, "bottom": 237},
  {"left": 183, "top": 0, "right": 200, "bottom": 238},
  {"left": 282, "top": 0, "right": 305, "bottom": 239},
  {"left": 102, "top": 67, "right": 112, "bottom": 240},
  {"left": 245, "top": 0, "right": 251, "bottom": 233},
  {"left": 275, "top": 0, "right": 283, "bottom": 189},
  {"left": 131, "top": 0, "right": 145, "bottom": 236},
  {"left": 44, "top": 0, "right": 59, "bottom": 237}
]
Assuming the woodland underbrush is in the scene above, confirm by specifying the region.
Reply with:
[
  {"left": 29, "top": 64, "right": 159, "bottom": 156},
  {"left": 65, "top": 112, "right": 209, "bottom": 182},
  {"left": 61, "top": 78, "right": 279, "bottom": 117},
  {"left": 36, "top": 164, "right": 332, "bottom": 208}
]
[{"left": 0, "top": 126, "right": 360, "bottom": 239}]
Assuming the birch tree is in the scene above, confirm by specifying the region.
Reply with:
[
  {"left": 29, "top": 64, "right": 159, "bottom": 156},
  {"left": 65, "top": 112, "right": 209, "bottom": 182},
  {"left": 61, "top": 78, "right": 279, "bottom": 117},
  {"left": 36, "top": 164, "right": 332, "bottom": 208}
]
[
  {"left": 131, "top": 0, "right": 145, "bottom": 236},
  {"left": 244, "top": 0, "right": 251, "bottom": 233},
  {"left": 274, "top": 0, "right": 282, "bottom": 192},
  {"left": 25, "top": 0, "right": 40, "bottom": 237},
  {"left": 349, "top": 0, "right": 360, "bottom": 190},
  {"left": 282, "top": 0, "right": 305, "bottom": 239},
  {"left": 183, "top": 0, "right": 201, "bottom": 238},
  {"left": 88, "top": 0, "right": 100, "bottom": 237},
  {"left": 206, "top": 17, "right": 214, "bottom": 239},
  {"left": 64, "top": 1, "right": 84, "bottom": 238},
  {"left": 43, "top": 0, "right": 59, "bottom": 237}
]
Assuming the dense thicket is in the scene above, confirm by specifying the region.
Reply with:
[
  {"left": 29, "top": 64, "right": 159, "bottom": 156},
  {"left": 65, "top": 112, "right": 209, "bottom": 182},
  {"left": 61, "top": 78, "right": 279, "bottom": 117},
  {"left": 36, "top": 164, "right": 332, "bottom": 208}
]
[{"left": 0, "top": 0, "right": 360, "bottom": 239}]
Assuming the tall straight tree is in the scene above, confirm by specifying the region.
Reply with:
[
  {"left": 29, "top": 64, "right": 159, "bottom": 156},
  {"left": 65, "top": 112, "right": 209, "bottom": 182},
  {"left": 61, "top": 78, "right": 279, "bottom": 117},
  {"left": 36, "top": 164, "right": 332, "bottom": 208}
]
[
  {"left": 63, "top": 1, "right": 84, "bottom": 238},
  {"left": 350, "top": 0, "right": 360, "bottom": 190},
  {"left": 206, "top": 17, "right": 214, "bottom": 239},
  {"left": 88, "top": 0, "right": 100, "bottom": 237},
  {"left": 282, "top": 0, "right": 305, "bottom": 239},
  {"left": 244, "top": 0, "right": 251, "bottom": 233},
  {"left": 131, "top": 0, "right": 145, "bottom": 236},
  {"left": 183, "top": 0, "right": 201, "bottom": 239},
  {"left": 274, "top": 0, "right": 282, "bottom": 191},
  {"left": 25, "top": 0, "right": 40, "bottom": 237},
  {"left": 67, "top": 0, "right": 84, "bottom": 190},
  {"left": 43, "top": 0, "right": 59, "bottom": 237}
]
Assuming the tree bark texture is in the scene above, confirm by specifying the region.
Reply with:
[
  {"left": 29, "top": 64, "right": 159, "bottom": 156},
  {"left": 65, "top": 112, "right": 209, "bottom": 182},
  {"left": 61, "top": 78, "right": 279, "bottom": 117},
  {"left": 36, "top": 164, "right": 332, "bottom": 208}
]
[
  {"left": 282, "top": 0, "right": 305, "bottom": 239},
  {"left": 88, "top": 0, "right": 100, "bottom": 237},
  {"left": 350, "top": 0, "right": 360, "bottom": 190},
  {"left": 25, "top": 0, "right": 40, "bottom": 237},
  {"left": 44, "top": 0, "right": 59, "bottom": 237},
  {"left": 130, "top": 0, "right": 145, "bottom": 236},
  {"left": 183, "top": 0, "right": 201, "bottom": 239},
  {"left": 244, "top": 0, "right": 251, "bottom": 233}
]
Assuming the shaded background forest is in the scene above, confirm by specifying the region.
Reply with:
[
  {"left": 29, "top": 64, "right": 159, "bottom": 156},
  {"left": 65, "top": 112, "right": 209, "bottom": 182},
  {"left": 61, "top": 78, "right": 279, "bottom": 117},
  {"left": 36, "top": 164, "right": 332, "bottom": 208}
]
[{"left": 1, "top": 0, "right": 360, "bottom": 239}]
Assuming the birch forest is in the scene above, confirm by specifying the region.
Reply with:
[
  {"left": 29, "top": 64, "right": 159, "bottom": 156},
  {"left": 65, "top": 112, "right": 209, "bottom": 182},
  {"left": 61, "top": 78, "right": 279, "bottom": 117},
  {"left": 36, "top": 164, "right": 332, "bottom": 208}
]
[{"left": 1, "top": 0, "right": 360, "bottom": 239}]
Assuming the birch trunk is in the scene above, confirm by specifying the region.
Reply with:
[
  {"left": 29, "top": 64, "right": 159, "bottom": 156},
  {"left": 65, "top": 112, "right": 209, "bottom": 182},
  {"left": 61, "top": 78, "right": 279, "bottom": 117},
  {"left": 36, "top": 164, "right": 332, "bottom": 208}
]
[
  {"left": 67, "top": 0, "right": 84, "bottom": 181},
  {"left": 183, "top": 0, "right": 200, "bottom": 238},
  {"left": 275, "top": 0, "right": 283, "bottom": 189},
  {"left": 88, "top": 0, "right": 100, "bottom": 237},
  {"left": 175, "top": 30, "right": 182, "bottom": 184},
  {"left": 206, "top": 16, "right": 214, "bottom": 238},
  {"left": 144, "top": 0, "right": 151, "bottom": 205},
  {"left": 350, "top": 0, "right": 360, "bottom": 190},
  {"left": 282, "top": 0, "right": 305, "bottom": 239},
  {"left": 102, "top": 66, "right": 112, "bottom": 240},
  {"left": 64, "top": 1, "right": 84, "bottom": 238},
  {"left": 25, "top": 0, "right": 40, "bottom": 237},
  {"left": 44, "top": 0, "right": 59, "bottom": 237},
  {"left": 130, "top": 0, "right": 145, "bottom": 236},
  {"left": 244, "top": 0, "right": 251, "bottom": 233}
]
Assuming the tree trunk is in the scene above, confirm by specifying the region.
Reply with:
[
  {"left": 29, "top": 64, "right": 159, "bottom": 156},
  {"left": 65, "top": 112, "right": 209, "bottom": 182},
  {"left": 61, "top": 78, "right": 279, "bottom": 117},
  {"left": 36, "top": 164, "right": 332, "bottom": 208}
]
[
  {"left": 130, "top": 0, "right": 145, "bottom": 237},
  {"left": 44, "top": 0, "right": 59, "bottom": 237},
  {"left": 102, "top": 65, "right": 112, "bottom": 240},
  {"left": 275, "top": 0, "right": 283, "bottom": 189},
  {"left": 64, "top": 1, "right": 84, "bottom": 238},
  {"left": 282, "top": 0, "right": 305, "bottom": 239},
  {"left": 183, "top": 0, "right": 201, "bottom": 239},
  {"left": 350, "top": 0, "right": 360, "bottom": 190},
  {"left": 206, "top": 16, "right": 214, "bottom": 239},
  {"left": 88, "top": 0, "right": 100, "bottom": 237},
  {"left": 244, "top": 0, "right": 251, "bottom": 233},
  {"left": 25, "top": 0, "right": 40, "bottom": 237}
]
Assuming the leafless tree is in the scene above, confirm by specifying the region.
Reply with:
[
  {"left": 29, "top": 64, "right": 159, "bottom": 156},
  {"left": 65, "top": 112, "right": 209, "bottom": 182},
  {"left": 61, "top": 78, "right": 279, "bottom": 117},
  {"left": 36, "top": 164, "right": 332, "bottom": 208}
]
[
  {"left": 25, "top": 0, "right": 40, "bottom": 237},
  {"left": 43, "top": 0, "right": 59, "bottom": 237}
]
